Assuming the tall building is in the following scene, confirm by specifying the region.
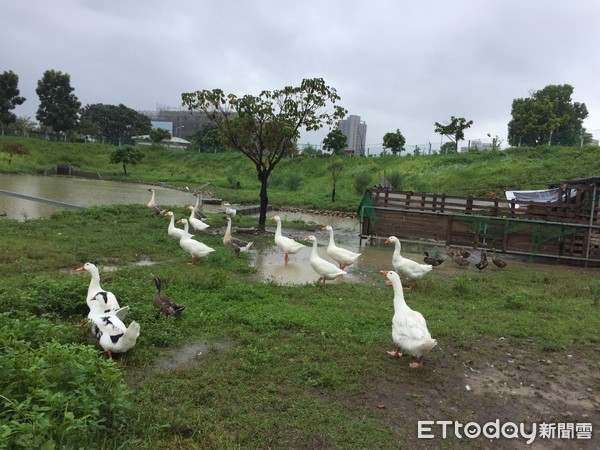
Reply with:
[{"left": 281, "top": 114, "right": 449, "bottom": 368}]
[{"left": 338, "top": 114, "right": 367, "bottom": 156}]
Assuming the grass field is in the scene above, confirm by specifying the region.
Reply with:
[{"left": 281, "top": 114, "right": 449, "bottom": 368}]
[{"left": 1, "top": 204, "right": 599, "bottom": 448}]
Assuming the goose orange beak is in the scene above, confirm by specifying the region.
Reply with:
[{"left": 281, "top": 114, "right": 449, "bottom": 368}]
[{"left": 380, "top": 270, "right": 389, "bottom": 276}]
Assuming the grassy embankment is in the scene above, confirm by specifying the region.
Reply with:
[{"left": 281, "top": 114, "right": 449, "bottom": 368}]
[
  {"left": 1, "top": 136, "right": 600, "bottom": 448},
  {"left": 2, "top": 135, "right": 600, "bottom": 211}
]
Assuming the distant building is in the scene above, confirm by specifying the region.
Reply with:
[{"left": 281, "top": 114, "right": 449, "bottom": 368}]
[
  {"left": 460, "top": 139, "right": 494, "bottom": 153},
  {"left": 139, "top": 107, "right": 213, "bottom": 139},
  {"left": 338, "top": 114, "right": 367, "bottom": 156}
]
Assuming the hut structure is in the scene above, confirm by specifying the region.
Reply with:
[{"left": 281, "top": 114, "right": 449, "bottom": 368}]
[{"left": 358, "top": 177, "right": 600, "bottom": 265}]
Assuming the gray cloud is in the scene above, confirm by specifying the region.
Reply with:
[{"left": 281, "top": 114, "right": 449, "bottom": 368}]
[{"left": 3, "top": 0, "right": 599, "bottom": 152}]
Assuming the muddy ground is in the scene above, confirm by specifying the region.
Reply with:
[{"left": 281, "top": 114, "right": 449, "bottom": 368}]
[{"left": 344, "top": 339, "right": 600, "bottom": 449}]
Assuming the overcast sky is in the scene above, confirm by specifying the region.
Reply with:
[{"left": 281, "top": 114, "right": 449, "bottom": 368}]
[{"left": 3, "top": 0, "right": 599, "bottom": 153}]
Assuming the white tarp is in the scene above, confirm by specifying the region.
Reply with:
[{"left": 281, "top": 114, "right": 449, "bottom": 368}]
[{"left": 505, "top": 188, "right": 577, "bottom": 207}]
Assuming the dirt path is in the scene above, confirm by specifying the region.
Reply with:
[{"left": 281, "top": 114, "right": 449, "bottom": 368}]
[{"left": 346, "top": 340, "right": 600, "bottom": 448}]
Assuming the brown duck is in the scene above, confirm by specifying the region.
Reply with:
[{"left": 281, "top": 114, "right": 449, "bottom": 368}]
[
  {"left": 153, "top": 278, "right": 185, "bottom": 318},
  {"left": 475, "top": 250, "right": 489, "bottom": 271},
  {"left": 491, "top": 249, "right": 507, "bottom": 268},
  {"left": 423, "top": 251, "right": 444, "bottom": 266}
]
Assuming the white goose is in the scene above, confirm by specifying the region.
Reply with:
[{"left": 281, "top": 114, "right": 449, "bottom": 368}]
[
  {"left": 187, "top": 206, "right": 210, "bottom": 232},
  {"left": 164, "top": 211, "right": 191, "bottom": 241},
  {"left": 89, "top": 292, "right": 140, "bottom": 359},
  {"left": 271, "top": 215, "right": 305, "bottom": 263},
  {"left": 224, "top": 202, "right": 237, "bottom": 218},
  {"left": 223, "top": 216, "right": 253, "bottom": 257},
  {"left": 322, "top": 225, "right": 361, "bottom": 269},
  {"left": 176, "top": 218, "right": 215, "bottom": 263},
  {"left": 381, "top": 270, "right": 437, "bottom": 368},
  {"left": 147, "top": 188, "right": 163, "bottom": 215},
  {"left": 304, "top": 235, "right": 347, "bottom": 284},
  {"left": 385, "top": 236, "right": 432, "bottom": 291},
  {"left": 76, "top": 262, "right": 125, "bottom": 318}
]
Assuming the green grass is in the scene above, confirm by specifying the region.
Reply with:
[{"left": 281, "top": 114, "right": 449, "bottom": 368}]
[
  {"left": 2, "top": 137, "right": 600, "bottom": 447},
  {"left": 1, "top": 205, "right": 599, "bottom": 448}
]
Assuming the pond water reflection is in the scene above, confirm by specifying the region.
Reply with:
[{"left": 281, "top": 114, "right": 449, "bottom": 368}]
[{"left": 0, "top": 174, "right": 198, "bottom": 221}]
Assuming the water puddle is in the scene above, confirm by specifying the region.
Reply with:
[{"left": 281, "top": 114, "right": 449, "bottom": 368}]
[
  {"left": 251, "top": 230, "right": 392, "bottom": 286},
  {"left": 150, "top": 339, "right": 234, "bottom": 372}
]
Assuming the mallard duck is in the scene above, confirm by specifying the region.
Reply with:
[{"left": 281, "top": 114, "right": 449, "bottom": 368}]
[
  {"left": 164, "top": 211, "right": 191, "bottom": 241},
  {"left": 223, "top": 216, "right": 253, "bottom": 257},
  {"left": 304, "top": 235, "right": 347, "bottom": 284},
  {"left": 423, "top": 251, "right": 444, "bottom": 266},
  {"left": 451, "top": 253, "right": 470, "bottom": 267},
  {"left": 322, "top": 225, "right": 361, "bottom": 269},
  {"left": 443, "top": 246, "right": 455, "bottom": 257},
  {"left": 381, "top": 270, "right": 437, "bottom": 369},
  {"left": 76, "top": 262, "right": 122, "bottom": 318},
  {"left": 385, "top": 236, "right": 432, "bottom": 290},
  {"left": 187, "top": 206, "right": 210, "bottom": 232},
  {"left": 89, "top": 293, "right": 140, "bottom": 359},
  {"left": 271, "top": 215, "right": 305, "bottom": 263},
  {"left": 459, "top": 248, "right": 471, "bottom": 259},
  {"left": 176, "top": 218, "right": 215, "bottom": 263},
  {"left": 153, "top": 278, "right": 185, "bottom": 318},
  {"left": 224, "top": 202, "right": 237, "bottom": 218},
  {"left": 475, "top": 250, "right": 489, "bottom": 271},
  {"left": 147, "top": 188, "right": 164, "bottom": 215},
  {"left": 492, "top": 249, "right": 507, "bottom": 268}
]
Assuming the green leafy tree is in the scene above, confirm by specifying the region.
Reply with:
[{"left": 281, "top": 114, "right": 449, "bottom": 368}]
[
  {"left": 182, "top": 78, "right": 346, "bottom": 231},
  {"left": 36, "top": 70, "right": 81, "bottom": 138},
  {"left": 109, "top": 146, "right": 145, "bottom": 175},
  {"left": 0, "top": 70, "right": 26, "bottom": 134},
  {"left": 300, "top": 144, "right": 322, "bottom": 157},
  {"left": 382, "top": 129, "right": 406, "bottom": 156},
  {"left": 322, "top": 128, "right": 347, "bottom": 155},
  {"left": 77, "top": 117, "right": 103, "bottom": 141},
  {"left": 188, "top": 124, "right": 226, "bottom": 152},
  {"left": 2, "top": 141, "right": 29, "bottom": 165},
  {"left": 79, "top": 103, "right": 152, "bottom": 144},
  {"left": 149, "top": 128, "right": 171, "bottom": 143},
  {"left": 6, "top": 116, "right": 36, "bottom": 137},
  {"left": 440, "top": 142, "right": 457, "bottom": 154},
  {"left": 328, "top": 157, "right": 344, "bottom": 202},
  {"left": 434, "top": 116, "right": 473, "bottom": 152},
  {"left": 507, "top": 84, "right": 589, "bottom": 147}
]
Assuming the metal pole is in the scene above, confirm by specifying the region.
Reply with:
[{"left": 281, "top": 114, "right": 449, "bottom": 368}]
[{"left": 585, "top": 182, "right": 597, "bottom": 265}]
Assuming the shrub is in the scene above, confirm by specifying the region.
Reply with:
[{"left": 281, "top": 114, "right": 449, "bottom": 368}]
[
  {"left": 0, "top": 314, "right": 132, "bottom": 448},
  {"left": 386, "top": 171, "right": 402, "bottom": 190},
  {"left": 285, "top": 173, "right": 303, "bottom": 191},
  {"left": 354, "top": 172, "right": 373, "bottom": 195}
]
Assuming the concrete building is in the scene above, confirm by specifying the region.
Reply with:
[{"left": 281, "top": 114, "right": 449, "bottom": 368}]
[
  {"left": 338, "top": 114, "right": 367, "bottom": 156},
  {"left": 139, "top": 107, "right": 212, "bottom": 139}
]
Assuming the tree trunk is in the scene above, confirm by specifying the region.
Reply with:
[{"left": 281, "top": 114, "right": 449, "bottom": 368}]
[
  {"left": 122, "top": 163, "right": 128, "bottom": 175},
  {"left": 257, "top": 172, "right": 269, "bottom": 232},
  {"left": 331, "top": 183, "right": 336, "bottom": 203}
]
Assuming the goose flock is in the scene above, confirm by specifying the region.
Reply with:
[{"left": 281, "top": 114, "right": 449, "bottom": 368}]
[{"left": 75, "top": 188, "right": 509, "bottom": 369}]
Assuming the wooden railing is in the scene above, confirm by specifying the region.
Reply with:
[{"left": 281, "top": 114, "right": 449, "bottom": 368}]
[
  {"left": 368, "top": 189, "right": 594, "bottom": 223},
  {"left": 359, "top": 188, "right": 600, "bottom": 264}
]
